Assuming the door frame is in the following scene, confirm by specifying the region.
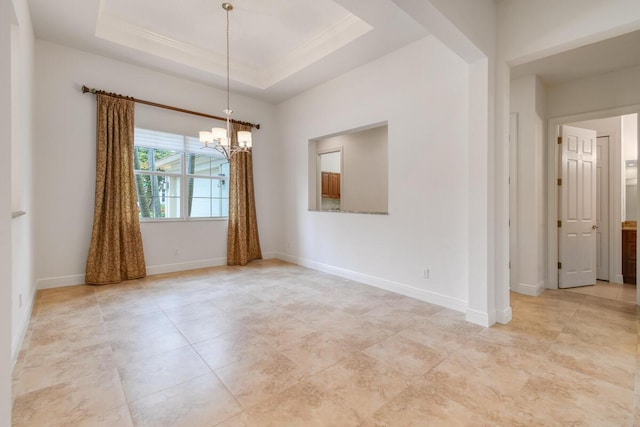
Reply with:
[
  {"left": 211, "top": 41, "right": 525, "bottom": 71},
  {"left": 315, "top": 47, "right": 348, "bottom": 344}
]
[
  {"left": 547, "top": 105, "right": 640, "bottom": 301},
  {"left": 315, "top": 147, "right": 344, "bottom": 210},
  {"left": 596, "top": 135, "right": 610, "bottom": 281},
  {"left": 509, "top": 113, "right": 519, "bottom": 291}
]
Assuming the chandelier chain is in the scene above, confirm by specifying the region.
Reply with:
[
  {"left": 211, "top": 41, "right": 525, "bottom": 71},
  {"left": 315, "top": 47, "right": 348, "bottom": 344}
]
[
  {"left": 198, "top": 2, "right": 253, "bottom": 159},
  {"left": 226, "top": 5, "right": 230, "bottom": 114}
]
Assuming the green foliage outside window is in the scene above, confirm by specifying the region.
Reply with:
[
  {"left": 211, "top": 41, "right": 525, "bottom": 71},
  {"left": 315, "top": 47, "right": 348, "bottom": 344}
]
[
  {"left": 133, "top": 128, "right": 229, "bottom": 220},
  {"left": 134, "top": 147, "right": 179, "bottom": 218}
]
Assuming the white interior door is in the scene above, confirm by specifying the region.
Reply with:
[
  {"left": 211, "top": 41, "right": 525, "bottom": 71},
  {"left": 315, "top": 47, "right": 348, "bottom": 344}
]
[
  {"left": 559, "top": 125, "right": 598, "bottom": 288},
  {"left": 596, "top": 136, "right": 609, "bottom": 281}
]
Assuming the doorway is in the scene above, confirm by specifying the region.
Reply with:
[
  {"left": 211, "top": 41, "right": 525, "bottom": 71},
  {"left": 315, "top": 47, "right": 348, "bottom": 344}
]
[{"left": 547, "top": 109, "right": 640, "bottom": 305}]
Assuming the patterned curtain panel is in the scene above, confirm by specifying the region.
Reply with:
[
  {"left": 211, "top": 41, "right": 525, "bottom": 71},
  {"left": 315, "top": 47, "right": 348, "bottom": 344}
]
[
  {"left": 227, "top": 124, "right": 263, "bottom": 265},
  {"left": 85, "top": 94, "right": 146, "bottom": 285}
]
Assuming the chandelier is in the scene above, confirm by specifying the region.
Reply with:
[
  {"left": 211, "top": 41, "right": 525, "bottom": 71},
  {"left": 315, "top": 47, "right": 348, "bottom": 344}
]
[{"left": 199, "top": 2, "right": 252, "bottom": 159}]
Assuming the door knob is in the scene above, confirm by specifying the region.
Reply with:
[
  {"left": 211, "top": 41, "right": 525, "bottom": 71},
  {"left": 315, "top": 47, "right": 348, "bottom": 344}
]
[{"left": 592, "top": 225, "right": 598, "bottom": 230}]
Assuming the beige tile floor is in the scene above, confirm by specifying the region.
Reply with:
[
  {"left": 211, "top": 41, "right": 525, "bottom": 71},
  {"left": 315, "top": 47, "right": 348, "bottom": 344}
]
[
  {"left": 11, "top": 259, "right": 640, "bottom": 426},
  {"left": 563, "top": 280, "right": 637, "bottom": 303}
]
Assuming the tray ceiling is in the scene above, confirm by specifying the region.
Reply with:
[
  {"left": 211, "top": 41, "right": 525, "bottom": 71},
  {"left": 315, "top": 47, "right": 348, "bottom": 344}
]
[{"left": 27, "top": 0, "right": 429, "bottom": 101}]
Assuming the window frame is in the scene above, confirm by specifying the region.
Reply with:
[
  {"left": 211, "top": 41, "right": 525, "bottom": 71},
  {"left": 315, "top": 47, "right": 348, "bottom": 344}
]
[{"left": 133, "top": 129, "right": 230, "bottom": 222}]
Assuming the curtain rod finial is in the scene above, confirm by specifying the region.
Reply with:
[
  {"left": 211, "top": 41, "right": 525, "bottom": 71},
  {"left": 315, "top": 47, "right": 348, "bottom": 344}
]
[{"left": 81, "top": 85, "right": 96, "bottom": 94}]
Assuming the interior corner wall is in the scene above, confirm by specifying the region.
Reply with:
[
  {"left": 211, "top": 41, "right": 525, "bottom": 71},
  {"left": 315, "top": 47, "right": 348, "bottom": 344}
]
[
  {"left": 10, "top": 0, "right": 36, "bottom": 365},
  {"left": 466, "top": 57, "right": 492, "bottom": 325},
  {"left": 510, "top": 75, "right": 547, "bottom": 296},
  {"left": 0, "top": 1, "right": 14, "bottom": 423},
  {"left": 276, "top": 35, "right": 471, "bottom": 313},
  {"left": 534, "top": 77, "right": 548, "bottom": 287},
  {"left": 33, "top": 40, "right": 281, "bottom": 288},
  {"left": 422, "top": 0, "right": 497, "bottom": 58},
  {"left": 394, "top": 0, "right": 502, "bottom": 325},
  {"left": 425, "top": 0, "right": 505, "bottom": 326}
]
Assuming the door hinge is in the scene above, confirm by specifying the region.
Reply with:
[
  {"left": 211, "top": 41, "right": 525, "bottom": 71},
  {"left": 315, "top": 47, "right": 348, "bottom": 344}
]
[
  {"left": 557, "top": 178, "right": 562, "bottom": 186},
  {"left": 557, "top": 220, "right": 562, "bottom": 228},
  {"left": 557, "top": 136, "right": 562, "bottom": 145},
  {"left": 558, "top": 262, "right": 562, "bottom": 269}
]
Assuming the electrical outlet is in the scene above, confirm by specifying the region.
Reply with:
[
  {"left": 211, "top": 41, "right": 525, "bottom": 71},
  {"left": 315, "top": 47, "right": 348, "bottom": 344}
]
[
  {"left": 287, "top": 242, "right": 291, "bottom": 249},
  {"left": 422, "top": 268, "right": 430, "bottom": 279},
  {"left": 173, "top": 248, "right": 179, "bottom": 256},
  {"left": 18, "top": 293, "right": 22, "bottom": 308}
]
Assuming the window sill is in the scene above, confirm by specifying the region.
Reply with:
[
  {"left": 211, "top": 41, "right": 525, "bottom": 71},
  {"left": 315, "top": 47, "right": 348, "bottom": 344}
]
[
  {"left": 308, "top": 209, "right": 388, "bottom": 215},
  {"left": 139, "top": 217, "right": 229, "bottom": 223}
]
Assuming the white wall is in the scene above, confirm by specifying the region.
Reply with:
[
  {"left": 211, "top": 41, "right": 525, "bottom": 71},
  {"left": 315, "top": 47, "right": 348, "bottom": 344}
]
[
  {"left": 510, "top": 75, "right": 547, "bottom": 295},
  {"left": 547, "top": 65, "right": 640, "bottom": 119},
  {"left": 319, "top": 152, "right": 341, "bottom": 174},
  {"left": 499, "top": 0, "right": 640, "bottom": 66},
  {"left": 622, "top": 113, "right": 638, "bottom": 160},
  {"left": 10, "top": 0, "right": 35, "bottom": 365},
  {"left": 34, "top": 40, "right": 281, "bottom": 287},
  {"left": 396, "top": 0, "right": 496, "bottom": 61},
  {"left": 623, "top": 114, "right": 638, "bottom": 161},
  {"left": 0, "top": 0, "right": 14, "bottom": 423},
  {"left": 394, "top": 0, "right": 503, "bottom": 326},
  {"left": 277, "top": 36, "right": 471, "bottom": 312}
]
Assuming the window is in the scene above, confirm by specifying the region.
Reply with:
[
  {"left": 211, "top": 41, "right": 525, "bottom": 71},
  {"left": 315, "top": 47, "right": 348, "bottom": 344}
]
[{"left": 133, "top": 128, "right": 229, "bottom": 220}]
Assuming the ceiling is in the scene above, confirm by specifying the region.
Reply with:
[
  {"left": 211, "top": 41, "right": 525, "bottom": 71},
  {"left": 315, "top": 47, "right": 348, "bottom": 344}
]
[
  {"left": 26, "top": 1, "right": 640, "bottom": 101},
  {"left": 26, "top": 0, "right": 428, "bottom": 102},
  {"left": 510, "top": 29, "right": 640, "bottom": 86}
]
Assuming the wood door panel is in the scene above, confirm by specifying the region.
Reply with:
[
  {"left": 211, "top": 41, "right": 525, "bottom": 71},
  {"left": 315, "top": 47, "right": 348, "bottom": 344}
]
[{"left": 321, "top": 172, "right": 341, "bottom": 199}]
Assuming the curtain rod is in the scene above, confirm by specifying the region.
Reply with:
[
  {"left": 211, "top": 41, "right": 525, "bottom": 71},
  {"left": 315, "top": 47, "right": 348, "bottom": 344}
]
[{"left": 81, "top": 85, "right": 260, "bottom": 130}]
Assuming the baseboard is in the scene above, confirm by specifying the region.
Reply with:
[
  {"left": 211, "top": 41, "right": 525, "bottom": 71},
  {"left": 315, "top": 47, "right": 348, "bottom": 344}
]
[
  {"left": 146, "top": 257, "right": 227, "bottom": 276},
  {"left": 275, "top": 252, "right": 467, "bottom": 314},
  {"left": 37, "top": 274, "right": 86, "bottom": 290},
  {"left": 147, "top": 252, "right": 278, "bottom": 275},
  {"left": 511, "top": 280, "right": 545, "bottom": 296},
  {"left": 466, "top": 305, "right": 513, "bottom": 327},
  {"left": 37, "top": 253, "right": 280, "bottom": 290},
  {"left": 465, "top": 308, "right": 493, "bottom": 327},
  {"left": 495, "top": 306, "right": 512, "bottom": 325}
]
